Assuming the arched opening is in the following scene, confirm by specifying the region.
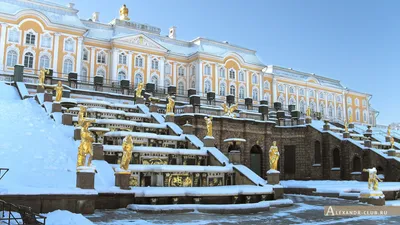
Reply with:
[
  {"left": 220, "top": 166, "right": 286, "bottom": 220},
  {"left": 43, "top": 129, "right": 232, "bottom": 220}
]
[
  {"left": 250, "top": 145, "right": 262, "bottom": 176},
  {"left": 376, "top": 166, "right": 384, "bottom": 180},
  {"left": 332, "top": 148, "right": 340, "bottom": 168},
  {"left": 284, "top": 145, "right": 296, "bottom": 176},
  {"left": 352, "top": 156, "right": 361, "bottom": 172},
  {"left": 314, "top": 141, "right": 321, "bottom": 164}
]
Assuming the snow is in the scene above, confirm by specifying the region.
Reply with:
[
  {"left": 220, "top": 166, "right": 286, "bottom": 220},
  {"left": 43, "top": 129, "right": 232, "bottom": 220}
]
[
  {"left": 150, "top": 112, "right": 165, "bottom": 123},
  {"left": 16, "top": 82, "right": 29, "bottom": 99},
  {"left": 103, "top": 145, "right": 208, "bottom": 156},
  {"left": 166, "top": 122, "right": 183, "bottom": 135},
  {"left": 137, "top": 104, "right": 149, "bottom": 114},
  {"left": 204, "top": 147, "right": 229, "bottom": 165},
  {"left": 185, "top": 134, "right": 204, "bottom": 148},
  {"left": 92, "top": 160, "right": 115, "bottom": 188},
  {"left": 0, "top": 82, "right": 20, "bottom": 100},
  {"left": 43, "top": 101, "right": 53, "bottom": 113},
  {"left": 113, "top": 164, "right": 233, "bottom": 173},
  {"left": 94, "top": 119, "right": 166, "bottom": 129},
  {"left": 224, "top": 138, "right": 246, "bottom": 142},
  {"left": 267, "top": 169, "right": 280, "bottom": 174},
  {"left": 233, "top": 165, "right": 267, "bottom": 186},
  {"left": 44, "top": 210, "right": 94, "bottom": 225}
]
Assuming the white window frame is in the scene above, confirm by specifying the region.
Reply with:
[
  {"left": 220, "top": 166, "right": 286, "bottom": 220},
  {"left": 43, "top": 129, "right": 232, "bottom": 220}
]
[
  {"left": 63, "top": 58, "right": 74, "bottom": 74},
  {"left": 178, "top": 66, "right": 185, "bottom": 76},
  {"left": 239, "top": 86, "right": 245, "bottom": 99},
  {"left": 229, "top": 69, "right": 236, "bottom": 80},
  {"left": 239, "top": 70, "right": 245, "bottom": 81},
  {"left": 40, "top": 33, "right": 52, "bottom": 49},
  {"left": 97, "top": 51, "right": 106, "bottom": 64},
  {"left": 8, "top": 27, "right": 20, "bottom": 44},
  {"left": 251, "top": 73, "right": 257, "bottom": 84},
  {"left": 204, "top": 64, "right": 211, "bottom": 75},
  {"left": 64, "top": 38, "right": 75, "bottom": 53},
  {"left": 23, "top": 51, "right": 35, "bottom": 69},
  {"left": 39, "top": 54, "right": 51, "bottom": 69},
  {"left": 83, "top": 48, "right": 89, "bottom": 61},
  {"left": 252, "top": 88, "right": 259, "bottom": 101},
  {"left": 119, "top": 52, "right": 127, "bottom": 65},
  {"left": 151, "top": 58, "right": 159, "bottom": 70},
  {"left": 264, "top": 81, "right": 270, "bottom": 90},
  {"left": 24, "top": 31, "right": 37, "bottom": 46},
  {"left": 135, "top": 55, "right": 143, "bottom": 68},
  {"left": 6, "top": 49, "right": 18, "bottom": 67},
  {"left": 229, "top": 84, "right": 236, "bottom": 96}
]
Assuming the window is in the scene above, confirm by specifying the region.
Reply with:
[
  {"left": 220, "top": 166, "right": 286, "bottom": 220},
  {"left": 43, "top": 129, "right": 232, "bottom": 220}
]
[
  {"left": 333, "top": 148, "right": 340, "bottom": 168},
  {"left": 118, "top": 71, "right": 126, "bottom": 81},
  {"left": 97, "top": 52, "right": 106, "bottom": 64},
  {"left": 191, "top": 80, "right": 195, "bottom": 89},
  {"left": 165, "top": 64, "right": 171, "bottom": 75},
  {"left": 328, "top": 105, "right": 333, "bottom": 117},
  {"left": 178, "top": 67, "right": 185, "bottom": 76},
  {"left": 219, "top": 83, "right": 226, "bottom": 96},
  {"left": 278, "top": 96, "right": 285, "bottom": 105},
  {"left": 263, "top": 93, "right": 270, "bottom": 102},
  {"left": 191, "top": 65, "right": 196, "bottom": 76},
  {"left": 63, "top": 59, "right": 73, "bottom": 74},
  {"left": 251, "top": 73, "right": 257, "bottom": 84},
  {"left": 83, "top": 49, "right": 89, "bottom": 61},
  {"left": 23, "top": 52, "right": 34, "bottom": 68},
  {"left": 219, "top": 67, "right": 225, "bottom": 78},
  {"left": 363, "top": 111, "right": 367, "bottom": 122},
  {"left": 204, "top": 80, "right": 211, "bottom": 93},
  {"left": 337, "top": 95, "right": 342, "bottom": 103},
  {"left": 204, "top": 65, "right": 211, "bottom": 75},
  {"left": 239, "top": 71, "right": 244, "bottom": 81},
  {"left": 135, "top": 55, "right": 143, "bottom": 67},
  {"left": 299, "top": 88, "right": 305, "bottom": 96},
  {"left": 328, "top": 94, "right": 333, "bottom": 101},
  {"left": 8, "top": 28, "right": 19, "bottom": 43},
  {"left": 355, "top": 98, "right": 360, "bottom": 106},
  {"left": 119, "top": 53, "right": 127, "bottom": 65},
  {"left": 289, "top": 98, "right": 296, "bottom": 106},
  {"left": 151, "top": 75, "right": 158, "bottom": 89},
  {"left": 151, "top": 59, "right": 159, "bottom": 70},
  {"left": 320, "top": 103, "right": 325, "bottom": 116},
  {"left": 39, "top": 55, "right": 50, "bottom": 69},
  {"left": 64, "top": 38, "right": 74, "bottom": 52},
  {"left": 347, "top": 97, "right": 352, "bottom": 105},
  {"left": 264, "top": 81, "right": 270, "bottom": 90},
  {"left": 362, "top": 99, "right": 367, "bottom": 107},
  {"left": 164, "top": 79, "right": 171, "bottom": 87},
  {"left": 239, "top": 86, "right": 245, "bottom": 99},
  {"left": 309, "top": 90, "right": 315, "bottom": 98},
  {"left": 337, "top": 106, "right": 342, "bottom": 119},
  {"left": 319, "top": 92, "right": 324, "bottom": 99},
  {"left": 353, "top": 156, "right": 361, "bottom": 172},
  {"left": 356, "top": 109, "right": 360, "bottom": 121},
  {"left": 348, "top": 108, "right": 352, "bottom": 120},
  {"left": 310, "top": 101, "right": 316, "bottom": 112},
  {"left": 229, "top": 85, "right": 235, "bottom": 96},
  {"left": 278, "top": 84, "right": 284, "bottom": 92},
  {"left": 178, "top": 81, "right": 184, "bottom": 95},
  {"left": 6, "top": 50, "right": 18, "bottom": 67},
  {"left": 41, "top": 34, "right": 52, "bottom": 48},
  {"left": 314, "top": 141, "right": 321, "bottom": 164},
  {"left": 300, "top": 100, "right": 305, "bottom": 113},
  {"left": 97, "top": 69, "right": 105, "bottom": 77},
  {"left": 81, "top": 67, "right": 88, "bottom": 82},
  {"left": 229, "top": 69, "right": 235, "bottom": 79},
  {"left": 135, "top": 73, "right": 143, "bottom": 84},
  {"left": 25, "top": 32, "right": 35, "bottom": 45},
  {"left": 289, "top": 86, "right": 295, "bottom": 94},
  {"left": 252, "top": 88, "right": 258, "bottom": 101}
]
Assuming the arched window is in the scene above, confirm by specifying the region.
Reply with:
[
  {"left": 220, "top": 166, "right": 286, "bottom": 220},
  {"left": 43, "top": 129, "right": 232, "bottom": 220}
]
[
  {"left": 191, "top": 65, "right": 196, "bottom": 76},
  {"left": 328, "top": 104, "right": 334, "bottom": 118},
  {"left": 165, "top": 64, "right": 171, "bottom": 75},
  {"left": 64, "top": 38, "right": 74, "bottom": 52},
  {"left": 219, "top": 67, "right": 225, "bottom": 78},
  {"left": 204, "top": 80, "right": 211, "bottom": 93},
  {"left": 328, "top": 94, "right": 333, "bottom": 101},
  {"left": 23, "top": 52, "right": 34, "bottom": 69},
  {"left": 238, "top": 71, "right": 244, "bottom": 81},
  {"left": 264, "top": 81, "right": 270, "bottom": 90},
  {"left": 252, "top": 88, "right": 258, "bottom": 101},
  {"left": 191, "top": 80, "right": 195, "bottom": 89},
  {"left": 337, "top": 95, "right": 342, "bottom": 103},
  {"left": 348, "top": 108, "right": 353, "bottom": 120},
  {"left": 135, "top": 55, "right": 143, "bottom": 67},
  {"left": 356, "top": 109, "right": 360, "bottom": 121},
  {"left": 8, "top": 28, "right": 20, "bottom": 43},
  {"left": 278, "top": 96, "right": 285, "bottom": 105},
  {"left": 252, "top": 74, "right": 258, "bottom": 84},
  {"left": 289, "top": 97, "right": 296, "bottom": 106},
  {"left": 319, "top": 102, "right": 325, "bottom": 116},
  {"left": 178, "top": 67, "right": 185, "bottom": 76},
  {"left": 119, "top": 53, "right": 127, "bottom": 64},
  {"left": 178, "top": 81, "right": 184, "bottom": 95},
  {"left": 363, "top": 110, "right": 367, "bottom": 122},
  {"left": 300, "top": 100, "right": 305, "bottom": 113},
  {"left": 347, "top": 97, "right": 352, "bottom": 105},
  {"left": 299, "top": 88, "right": 305, "bottom": 96},
  {"left": 83, "top": 48, "right": 89, "bottom": 61},
  {"left": 97, "top": 52, "right": 106, "bottom": 64},
  {"left": 151, "top": 75, "right": 158, "bottom": 89},
  {"left": 81, "top": 67, "right": 88, "bottom": 82},
  {"left": 239, "top": 86, "right": 245, "bottom": 99},
  {"left": 355, "top": 98, "right": 360, "bottom": 106},
  {"left": 164, "top": 79, "right": 171, "bottom": 87},
  {"left": 25, "top": 32, "right": 36, "bottom": 45},
  {"left": 229, "top": 85, "right": 235, "bottom": 95},
  {"left": 6, "top": 50, "right": 18, "bottom": 67},
  {"left": 333, "top": 148, "right": 340, "bottom": 168},
  {"left": 229, "top": 69, "right": 235, "bottom": 79},
  {"left": 314, "top": 141, "right": 321, "bottom": 164},
  {"left": 353, "top": 156, "right": 361, "bottom": 172},
  {"left": 362, "top": 99, "right": 367, "bottom": 107},
  {"left": 309, "top": 90, "right": 315, "bottom": 98},
  {"left": 310, "top": 101, "right": 316, "bottom": 112},
  {"left": 263, "top": 93, "right": 270, "bottom": 102},
  {"left": 134, "top": 73, "right": 143, "bottom": 84},
  {"left": 219, "top": 83, "right": 226, "bottom": 96},
  {"left": 319, "top": 92, "right": 324, "bottom": 99},
  {"left": 204, "top": 65, "right": 211, "bottom": 75},
  {"left": 289, "top": 86, "right": 295, "bottom": 94},
  {"left": 151, "top": 58, "right": 159, "bottom": 70},
  {"left": 96, "top": 69, "right": 105, "bottom": 77},
  {"left": 41, "top": 34, "right": 52, "bottom": 48},
  {"left": 337, "top": 106, "right": 342, "bottom": 119},
  {"left": 39, "top": 55, "right": 50, "bottom": 69},
  {"left": 63, "top": 59, "right": 73, "bottom": 74},
  {"left": 118, "top": 71, "right": 126, "bottom": 81},
  {"left": 278, "top": 84, "right": 284, "bottom": 92}
]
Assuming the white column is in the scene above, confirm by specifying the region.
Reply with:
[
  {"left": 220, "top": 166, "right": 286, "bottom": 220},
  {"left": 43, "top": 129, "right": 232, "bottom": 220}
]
[
  {"left": 246, "top": 71, "right": 250, "bottom": 97},
  {"left": 146, "top": 54, "right": 151, "bottom": 83},
  {"left": 296, "top": 87, "right": 299, "bottom": 108},
  {"left": 316, "top": 90, "right": 320, "bottom": 112},
  {"left": 272, "top": 77, "right": 277, "bottom": 102},
  {"left": 259, "top": 73, "right": 262, "bottom": 101},
  {"left": 127, "top": 51, "right": 133, "bottom": 82},
  {"left": 111, "top": 48, "right": 118, "bottom": 80},
  {"left": 342, "top": 90, "right": 347, "bottom": 122},
  {"left": 333, "top": 93, "right": 337, "bottom": 120},
  {"left": 197, "top": 60, "right": 203, "bottom": 95},
  {"left": 214, "top": 63, "right": 218, "bottom": 94},
  {"left": 173, "top": 62, "right": 177, "bottom": 86},
  {"left": 76, "top": 37, "right": 83, "bottom": 75},
  {"left": 285, "top": 84, "right": 288, "bottom": 107},
  {"left": 186, "top": 65, "right": 190, "bottom": 89},
  {"left": 53, "top": 33, "right": 61, "bottom": 77},
  {"left": 0, "top": 23, "right": 8, "bottom": 71},
  {"left": 159, "top": 57, "right": 165, "bottom": 88},
  {"left": 90, "top": 47, "right": 95, "bottom": 81},
  {"left": 306, "top": 87, "right": 309, "bottom": 106},
  {"left": 325, "top": 92, "right": 328, "bottom": 117}
]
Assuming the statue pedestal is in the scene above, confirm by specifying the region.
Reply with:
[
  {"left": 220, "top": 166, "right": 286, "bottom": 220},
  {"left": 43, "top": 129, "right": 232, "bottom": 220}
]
[
  {"left": 228, "top": 150, "right": 241, "bottom": 164},
  {"left": 203, "top": 136, "right": 215, "bottom": 147},
  {"left": 52, "top": 102, "right": 61, "bottom": 113},
  {"left": 93, "top": 143, "right": 104, "bottom": 160},
  {"left": 305, "top": 117, "right": 312, "bottom": 124},
  {"left": 115, "top": 170, "right": 131, "bottom": 190},
  {"left": 36, "top": 85, "right": 45, "bottom": 93},
  {"left": 76, "top": 167, "right": 95, "bottom": 189},
  {"left": 349, "top": 123, "right": 354, "bottom": 129},
  {"left": 44, "top": 93, "right": 53, "bottom": 102},
  {"left": 323, "top": 124, "right": 330, "bottom": 131},
  {"left": 165, "top": 114, "right": 175, "bottom": 122},
  {"left": 388, "top": 149, "right": 396, "bottom": 157},
  {"left": 74, "top": 127, "right": 81, "bottom": 140},
  {"left": 359, "top": 190, "right": 385, "bottom": 206},
  {"left": 149, "top": 104, "right": 158, "bottom": 113},
  {"left": 343, "top": 132, "right": 350, "bottom": 139},
  {"left": 364, "top": 139, "right": 372, "bottom": 148},
  {"left": 62, "top": 113, "right": 73, "bottom": 126},
  {"left": 136, "top": 97, "right": 144, "bottom": 104},
  {"left": 385, "top": 136, "right": 391, "bottom": 142},
  {"left": 267, "top": 170, "right": 280, "bottom": 185}
]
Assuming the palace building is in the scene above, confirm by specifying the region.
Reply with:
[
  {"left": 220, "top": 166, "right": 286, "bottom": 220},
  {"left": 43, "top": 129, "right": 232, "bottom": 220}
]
[{"left": 0, "top": 0, "right": 377, "bottom": 125}]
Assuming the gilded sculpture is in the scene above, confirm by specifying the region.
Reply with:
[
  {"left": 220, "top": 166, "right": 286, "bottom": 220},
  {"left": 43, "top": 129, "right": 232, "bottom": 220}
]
[
  {"left": 348, "top": 114, "right": 353, "bottom": 123},
  {"left": 222, "top": 103, "right": 238, "bottom": 118},
  {"left": 390, "top": 137, "right": 395, "bottom": 149},
  {"left": 120, "top": 135, "right": 133, "bottom": 171},
  {"left": 306, "top": 107, "right": 311, "bottom": 117},
  {"left": 119, "top": 4, "right": 130, "bottom": 21},
  {"left": 387, "top": 125, "right": 391, "bottom": 136},
  {"left": 77, "top": 119, "right": 95, "bottom": 168},
  {"left": 77, "top": 105, "right": 87, "bottom": 127},
  {"left": 363, "top": 167, "right": 382, "bottom": 191},
  {"left": 54, "top": 81, "right": 63, "bottom": 102},
  {"left": 136, "top": 82, "right": 143, "bottom": 98},
  {"left": 269, "top": 141, "right": 280, "bottom": 171},
  {"left": 39, "top": 68, "right": 49, "bottom": 88},
  {"left": 166, "top": 95, "right": 175, "bottom": 115},
  {"left": 204, "top": 116, "right": 213, "bottom": 137},
  {"left": 344, "top": 120, "right": 349, "bottom": 133}
]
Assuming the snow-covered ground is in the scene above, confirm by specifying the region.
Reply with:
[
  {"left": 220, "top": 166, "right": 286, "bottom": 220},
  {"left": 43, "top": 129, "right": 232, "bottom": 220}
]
[
  {"left": 44, "top": 210, "right": 95, "bottom": 225},
  {"left": 0, "top": 83, "right": 93, "bottom": 194}
]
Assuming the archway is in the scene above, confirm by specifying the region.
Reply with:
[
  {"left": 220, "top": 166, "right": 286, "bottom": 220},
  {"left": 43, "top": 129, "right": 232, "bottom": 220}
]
[
  {"left": 352, "top": 156, "right": 361, "bottom": 172},
  {"left": 314, "top": 141, "right": 321, "bottom": 164},
  {"left": 250, "top": 145, "right": 262, "bottom": 176},
  {"left": 332, "top": 148, "right": 340, "bottom": 168}
]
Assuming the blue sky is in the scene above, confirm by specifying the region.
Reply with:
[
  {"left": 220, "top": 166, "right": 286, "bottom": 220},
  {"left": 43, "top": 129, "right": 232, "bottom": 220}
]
[{"left": 54, "top": 0, "right": 398, "bottom": 125}]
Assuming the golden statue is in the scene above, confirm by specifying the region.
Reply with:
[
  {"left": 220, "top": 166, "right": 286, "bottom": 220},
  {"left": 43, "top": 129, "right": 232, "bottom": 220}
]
[
  {"left": 363, "top": 167, "right": 382, "bottom": 191},
  {"left": 183, "top": 177, "right": 192, "bottom": 187},
  {"left": 77, "top": 105, "right": 87, "bottom": 127},
  {"left": 269, "top": 141, "right": 280, "bottom": 171},
  {"left": 348, "top": 114, "right": 353, "bottom": 123},
  {"left": 306, "top": 107, "right": 311, "bottom": 117},
  {"left": 39, "top": 68, "right": 49, "bottom": 88},
  {"left": 222, "top": 103, "right": 238, "bottom": 117},
  {"left": 204, "top": 116, "right": 213, "bottom": 137},
  {"left": 390, "top": 137, "right": 395, "bottom": 149},
  {"left": 136, "top": 82, "right": 143, "bottom": 98},
  {"left": 387, "top": 125, "right": 391, "bottom": 136},
  {"left": 119, "top": 4, "right": 130, "bottom": 21},
  {"left": 166, "top": 95, "right": 175, "bottom": 114},
  {"left": 120, "top": 135, "right": 133, "bottom": 171},
  {"left": 77, "top": 119, "right": 95, "bottom": 168},
  {"left": 344, "top": 120, "right": 349, "bottom": 133},
  {"left": 54, "top": 81, "right": 63, "bottom": 102}
]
